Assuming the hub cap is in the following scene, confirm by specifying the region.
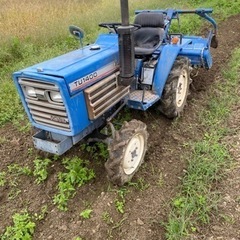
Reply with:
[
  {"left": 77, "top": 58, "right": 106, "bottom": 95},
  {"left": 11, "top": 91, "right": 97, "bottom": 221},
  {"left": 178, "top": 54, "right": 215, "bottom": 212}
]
[
  {"left": 176, "top": 69, "right": 188, "bottom": 108},
  {"left": 123, "top": 133, "right": 145, "bottom": 175}
]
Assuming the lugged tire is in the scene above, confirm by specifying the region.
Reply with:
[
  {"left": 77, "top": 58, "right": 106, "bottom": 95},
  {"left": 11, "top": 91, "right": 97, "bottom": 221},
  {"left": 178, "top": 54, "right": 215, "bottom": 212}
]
[
  {"left": 105, "top": 119, "right": 148, "bottom": 186},
  {"left": 159, "top": 57, "right": 190, "bottom": 118}
]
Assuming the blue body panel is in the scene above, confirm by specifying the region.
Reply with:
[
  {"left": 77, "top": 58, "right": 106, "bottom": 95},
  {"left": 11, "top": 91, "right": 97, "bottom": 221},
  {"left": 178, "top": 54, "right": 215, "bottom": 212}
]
[
  {"left": 13, "top": 34, "right": 119, "bottom": 137},
  {"left": 179, "top": 37, "right": 212, "bottom": 68},
  {"left": 17, "top": 34, "right": 119, "bottom": 95},
  {"left": 153, "top": 44, "right": 181, "bottom": 96}
]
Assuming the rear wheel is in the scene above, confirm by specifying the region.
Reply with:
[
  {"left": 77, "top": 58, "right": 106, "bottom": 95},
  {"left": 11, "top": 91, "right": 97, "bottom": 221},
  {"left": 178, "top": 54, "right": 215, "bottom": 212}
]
[
  {"left": 159, "top": 57, "right": 190, "bottom": 118},
  {"left": 105, "top": 120, "right": 148, "bottom": 186}
]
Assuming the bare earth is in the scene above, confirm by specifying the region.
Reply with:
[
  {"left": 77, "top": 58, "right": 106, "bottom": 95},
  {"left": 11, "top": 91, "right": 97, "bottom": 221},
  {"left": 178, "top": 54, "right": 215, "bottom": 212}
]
[{"left": 0, "top": 14, "right": 239, "bottom": 240}]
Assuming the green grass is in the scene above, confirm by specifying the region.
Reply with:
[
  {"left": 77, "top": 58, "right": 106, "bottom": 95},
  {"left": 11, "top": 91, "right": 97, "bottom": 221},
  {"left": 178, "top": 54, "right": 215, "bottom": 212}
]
[
  {"left": 165, "top": 47, "right": 240, "bottom": 239},
  {"left": 201, "top": 47, "right": 240, "bottom": 127},
  {"left": 166, "top": 141, "right": 230, "bottom": 238},
  {"left": 0, "top": 171, "right": 7, "bottom": 187},
  {"left": 0, "top": 81, "right": 24, "bottom": 127}
]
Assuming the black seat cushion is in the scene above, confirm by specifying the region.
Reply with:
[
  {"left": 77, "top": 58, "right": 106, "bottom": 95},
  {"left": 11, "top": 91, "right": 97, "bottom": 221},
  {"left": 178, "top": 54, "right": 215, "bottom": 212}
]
[
  {"left": 134, "top": 12, "right": 165, "bottom": 56},
  {"left": 134, "top": 28, "right": 164, "bottom": 55}
]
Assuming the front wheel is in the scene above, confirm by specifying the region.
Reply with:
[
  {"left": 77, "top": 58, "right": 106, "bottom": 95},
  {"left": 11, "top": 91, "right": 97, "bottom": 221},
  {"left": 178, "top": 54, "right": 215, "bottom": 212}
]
[
  {"left": 105, "top": 120, "right": 148, "bottom": 186},
  {"left": 159, "top": 57, "right": 190, "bottom": 118}
]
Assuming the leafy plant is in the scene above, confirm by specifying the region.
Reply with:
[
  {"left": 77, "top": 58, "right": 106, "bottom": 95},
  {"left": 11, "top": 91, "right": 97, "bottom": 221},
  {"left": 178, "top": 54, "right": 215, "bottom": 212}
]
[
  {"left": 115, "top": 200, "right": 125, "bottom": 214},
  {"left": 1, "top": 211, "right": 35, "bottom": 240},
  {"left": 114, "top": 187, "right": 129, "bottom": 214},
  {"left": 53, "top": 157, "right": 95, "bottom": 211},
  {"left": 117, "top": 187, "right": 129, "bottom": 199},
  {"left": 33, "top": 157, "right": 52, "bottom": 184},
  {"left": 27, "top": 148, "right": 34, "bottom": 156},
  {"left": 80, "top": 142, "right": 108, "bottom": 161},
  {"left": 102, "top": 211, "right": 114, "bottom": 225},
  {"left": 80, "top": 209, "right": 93, "bottom": 219},
  {"left": 34, "top": 205, "right": 48, "bottom": 221},
  {"left": 74, "top": 237, "right": 83, "bottom": 240},
  {"left": 7, "top": 163, "right": 32, "bottom": 176}
]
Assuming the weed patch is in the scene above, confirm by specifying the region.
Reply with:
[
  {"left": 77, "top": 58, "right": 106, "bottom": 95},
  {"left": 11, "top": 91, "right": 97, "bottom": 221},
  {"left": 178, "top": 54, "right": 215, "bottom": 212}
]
[
  {"left": 128, "top": 177, "right": 150, "bottom": 191},
  {"left": 0, "top": 81, "right": 24, "bottom": 127},
  {"left": 7, "top": 163, "right": 32, "bottom": 176},
  {"left": 114, "top": 187, "right": 130, "bottom": 214},
  {"left": 102, "top": 211, "right": 114, "bottom": 225},
  {"left": 1, "top": 211, "right": 35, "bottom": 240},
  {"left": 80, "top": 142, "right": 108, "bottom": 161},
  {"left": 33, "top": 157, "right": 52, "bottom": 184},
  {"left": 53, "top": 157, "right": 95, "bottom": 211},
  {"left": 80, "top": 209, "right": 93, "bottom": 219},
  {"left": 34, "top": 205, "right": 48, "bottom": 221},
  {"left": 165, "top": 48, "right": 240, "bottom": 239}
]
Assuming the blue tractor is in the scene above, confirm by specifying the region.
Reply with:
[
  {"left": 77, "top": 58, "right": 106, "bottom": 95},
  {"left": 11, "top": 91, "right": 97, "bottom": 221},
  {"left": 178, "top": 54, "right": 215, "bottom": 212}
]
[{"left": 13, "top": 0, "right": 218, "bottom": 185}]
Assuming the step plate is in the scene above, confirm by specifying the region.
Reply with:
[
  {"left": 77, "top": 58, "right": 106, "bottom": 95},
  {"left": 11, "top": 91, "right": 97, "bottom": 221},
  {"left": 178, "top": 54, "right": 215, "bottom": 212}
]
[
  {"left": 128, "top": 90, "right": 160, "bottom": 110},
  {"left": 130, "top": 90, "right": 159, "bottom": 103}
]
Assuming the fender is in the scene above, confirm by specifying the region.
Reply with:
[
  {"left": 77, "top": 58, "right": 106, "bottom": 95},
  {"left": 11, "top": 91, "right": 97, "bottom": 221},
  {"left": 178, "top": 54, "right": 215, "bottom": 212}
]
[{"left": 152, "top": 45, "right": 181, "bottom": 97}]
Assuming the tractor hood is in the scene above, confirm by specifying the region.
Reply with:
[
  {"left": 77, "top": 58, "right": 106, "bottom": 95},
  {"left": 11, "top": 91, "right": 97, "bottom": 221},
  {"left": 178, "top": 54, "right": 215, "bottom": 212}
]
[{"left": 16, "top": 34, "right": 119, "bottom": 95}]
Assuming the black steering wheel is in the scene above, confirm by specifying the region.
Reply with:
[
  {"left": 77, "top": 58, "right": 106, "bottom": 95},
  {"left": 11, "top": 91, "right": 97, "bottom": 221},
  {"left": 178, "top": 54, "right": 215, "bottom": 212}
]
[
  {"left": 99, "top": 22, "right": 122, "bottom": 33},
  {"left": 99, "top": 22, "right": 141, "bottom": 33}
]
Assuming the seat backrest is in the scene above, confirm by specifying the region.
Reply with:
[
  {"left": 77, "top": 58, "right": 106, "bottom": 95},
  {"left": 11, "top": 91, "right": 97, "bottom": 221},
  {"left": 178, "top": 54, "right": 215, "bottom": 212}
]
[
  {"left": 134, "top": 12, "right": 165, "bottom": 29},
  {"left": 134, "top": 12, "right": 165, "bottom": 56}
]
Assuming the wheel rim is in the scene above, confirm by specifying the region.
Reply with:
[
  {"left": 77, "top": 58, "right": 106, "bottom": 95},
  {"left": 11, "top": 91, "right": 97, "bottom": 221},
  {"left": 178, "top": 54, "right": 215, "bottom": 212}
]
[
  {"left": 123, "top": 133, "right": 145, "bottom": 175},
  {"left": 176, "top": 69, "right": 188, "bottom": 108}
]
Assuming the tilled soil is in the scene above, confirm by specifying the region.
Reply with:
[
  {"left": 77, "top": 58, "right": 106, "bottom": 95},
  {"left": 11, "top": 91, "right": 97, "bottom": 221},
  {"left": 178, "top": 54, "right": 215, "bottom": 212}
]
[{"left": 0, "top": 14, "right": 239, "bottom": 240}]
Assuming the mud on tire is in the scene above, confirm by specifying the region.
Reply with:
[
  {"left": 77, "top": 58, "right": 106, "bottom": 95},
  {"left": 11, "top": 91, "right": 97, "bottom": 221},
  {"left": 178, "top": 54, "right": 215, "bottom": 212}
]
[
  {"left": 159, "top": 57, "right": 191, "bottom": 118},
  {"left": 105, "top": 119, "right": 148, "bottom": 186}
]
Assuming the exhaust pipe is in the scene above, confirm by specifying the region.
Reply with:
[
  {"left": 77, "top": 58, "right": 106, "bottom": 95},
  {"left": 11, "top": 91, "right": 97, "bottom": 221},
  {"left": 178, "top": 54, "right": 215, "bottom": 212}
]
[{"left": 118, "top": 0, "right": 135, "bottom": 86}]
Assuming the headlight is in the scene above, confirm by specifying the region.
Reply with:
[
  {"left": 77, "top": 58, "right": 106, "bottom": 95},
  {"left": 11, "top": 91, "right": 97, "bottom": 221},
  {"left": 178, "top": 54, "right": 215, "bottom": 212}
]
[
  {"left": 25, "top": 86, "right": 37, "bottom": 98},
  {"left": 49, "top": 91, "right": 63, "bottom": 103}
]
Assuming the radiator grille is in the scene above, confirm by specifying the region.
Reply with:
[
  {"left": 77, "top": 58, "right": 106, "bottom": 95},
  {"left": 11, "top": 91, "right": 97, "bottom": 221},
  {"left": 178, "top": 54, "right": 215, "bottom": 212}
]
[
  {"left": 19, "top": 78, "right": 70, "bottom": 131},
  {"left": 84, "top": 72, "right": 129, "bottom": 120}
]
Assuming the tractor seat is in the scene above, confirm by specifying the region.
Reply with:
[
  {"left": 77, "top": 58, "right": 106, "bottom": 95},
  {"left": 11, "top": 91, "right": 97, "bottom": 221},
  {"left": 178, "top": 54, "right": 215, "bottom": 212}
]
[{"left": 134, "top": 12, "right": 165, "bottom": 56}]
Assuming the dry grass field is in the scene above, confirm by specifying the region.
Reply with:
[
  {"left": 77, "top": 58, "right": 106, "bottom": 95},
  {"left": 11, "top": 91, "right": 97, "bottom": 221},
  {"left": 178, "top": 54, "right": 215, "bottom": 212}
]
[
  {"left": 0, "top": 0, "right": 182, "bottom": 45},
  {"left": 0, "top": 0, "right": 238, "bottom": 46},
  {"left": 0, "top": 0, "right": 105, "bottom": 44}
]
